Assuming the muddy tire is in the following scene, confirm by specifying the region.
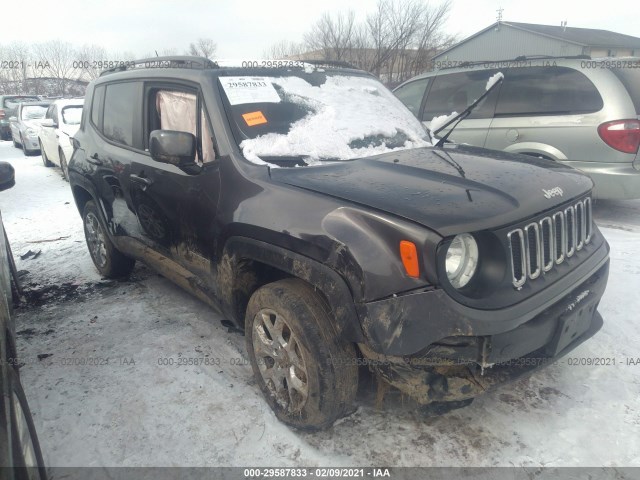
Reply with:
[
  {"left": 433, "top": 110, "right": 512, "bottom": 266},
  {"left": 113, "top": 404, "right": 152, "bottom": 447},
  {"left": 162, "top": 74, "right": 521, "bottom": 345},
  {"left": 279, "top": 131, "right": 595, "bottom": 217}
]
[
  {"left": 245, "top": 278, "right": 358, "bottom": 430},
  {"left": 82, "top": 201, "right": 135, "bottom": 278},
  {"left": 59, "top": 149, "right": 69, "bottom": 181},
  {"left": 40, "top": 142, "right": 53, "bottom": 166},
  {"left": 7, "top": 367, "right": 47, "bottom": 479}
]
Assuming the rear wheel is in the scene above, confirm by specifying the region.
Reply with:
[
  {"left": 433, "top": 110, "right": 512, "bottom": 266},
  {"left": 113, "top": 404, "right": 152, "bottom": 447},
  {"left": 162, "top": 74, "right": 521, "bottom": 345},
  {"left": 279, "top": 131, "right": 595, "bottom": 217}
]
[
  {"left": 82, "top": 201, "right": 135, "bottom": 278},
  {"left": 245, "top": 278, "right": 358, "bottom": 430},
  {"left": 40, "top": 141, "right": 53, "bottom": 167},
  {"left": 59, "top": 149, "right": 69, "bottom": 181}
]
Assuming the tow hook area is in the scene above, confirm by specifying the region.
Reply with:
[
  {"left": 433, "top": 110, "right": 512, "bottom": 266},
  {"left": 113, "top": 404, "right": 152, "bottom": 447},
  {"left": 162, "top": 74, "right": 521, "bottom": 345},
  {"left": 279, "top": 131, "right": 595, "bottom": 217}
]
[{"left": 359, "top": 343, "right": 488, "bottom": 405}]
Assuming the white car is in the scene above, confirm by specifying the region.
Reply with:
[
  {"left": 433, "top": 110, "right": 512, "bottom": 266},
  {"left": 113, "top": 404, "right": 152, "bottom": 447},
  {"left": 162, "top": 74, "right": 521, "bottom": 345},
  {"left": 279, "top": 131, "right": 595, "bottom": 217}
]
[{"left": 38, "top": 99, "right": 84, "bottom": 180}]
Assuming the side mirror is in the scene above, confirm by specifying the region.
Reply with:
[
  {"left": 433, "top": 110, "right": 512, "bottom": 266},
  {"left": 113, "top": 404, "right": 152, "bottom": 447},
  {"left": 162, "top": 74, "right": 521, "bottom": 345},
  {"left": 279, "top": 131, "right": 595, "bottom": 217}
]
[
  {"left": 9, "top": 116, "right": 17, "bottom": 123},
  {"left": 41, "top": 118, "right": 56, "bottom": 128},
  {"left": 149, "top": 130, "right": 196, "bottom": 167},
  {"left": 0, "top": 162, "right": 15, "bottom": 192}
]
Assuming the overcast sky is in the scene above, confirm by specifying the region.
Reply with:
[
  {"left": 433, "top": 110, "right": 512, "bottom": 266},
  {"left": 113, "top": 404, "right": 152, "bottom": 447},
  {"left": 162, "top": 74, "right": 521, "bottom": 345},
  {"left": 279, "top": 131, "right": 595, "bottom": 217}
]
[{"left": 2, "top": 0, "right": 638, "bottom": 59}]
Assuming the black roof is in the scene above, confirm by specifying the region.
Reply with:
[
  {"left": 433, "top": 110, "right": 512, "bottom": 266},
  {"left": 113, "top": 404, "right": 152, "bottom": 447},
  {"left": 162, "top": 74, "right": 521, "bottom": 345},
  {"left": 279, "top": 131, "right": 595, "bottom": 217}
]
[{"left": 506, "top": 22, "right": 640, "bottom": 48}]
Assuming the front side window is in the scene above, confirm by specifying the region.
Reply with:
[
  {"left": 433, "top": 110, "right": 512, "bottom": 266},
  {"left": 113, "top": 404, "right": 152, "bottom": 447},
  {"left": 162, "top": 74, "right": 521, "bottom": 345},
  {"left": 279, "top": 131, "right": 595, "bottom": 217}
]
[
  {"left": 394, "top": 78, "right": 430, "bottom": 117},
  {"left": 219, "top": 73, "right": 430, "bottom": 165},
  {"left": 422, "top": 70, "right": 500, "bottom": 121},
  {"left": 495, "top": 67, "right": 603, "bottom": 116},
  {"left": 151, "top": 89, "right": 215, "bottom": 163},
  {"left": 103, "top": 82, "right": 138, "bottom": 147}
]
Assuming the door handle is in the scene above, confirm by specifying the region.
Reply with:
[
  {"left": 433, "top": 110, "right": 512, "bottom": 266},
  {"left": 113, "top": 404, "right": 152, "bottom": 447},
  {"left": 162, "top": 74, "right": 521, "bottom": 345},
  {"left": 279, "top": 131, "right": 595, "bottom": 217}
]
[
  {"left": 130, "top": 174, "right": 154, "bottom": 188},
  {"left": 87, "top": 153, "right": 103, "bottom": 166}
]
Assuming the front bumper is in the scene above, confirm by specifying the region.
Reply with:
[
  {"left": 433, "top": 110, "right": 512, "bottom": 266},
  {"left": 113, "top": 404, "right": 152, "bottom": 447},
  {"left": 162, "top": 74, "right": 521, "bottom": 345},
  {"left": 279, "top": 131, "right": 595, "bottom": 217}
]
[
  {"left": 564, "top": 160, "right": 640, "bottom": 200},
  {"left": 357, "top": 239, "right": 609, "bottom": 404}
]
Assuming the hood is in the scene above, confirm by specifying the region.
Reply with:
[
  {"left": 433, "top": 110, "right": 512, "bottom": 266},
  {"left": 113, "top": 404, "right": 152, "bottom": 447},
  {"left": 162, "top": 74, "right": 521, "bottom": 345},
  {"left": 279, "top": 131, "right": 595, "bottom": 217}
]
[
  {"left": 269, "top": 145, "right": 593, "bottom": 237},
  {"left": 24, "top": 119, "right": 47, "bottom": 130}
]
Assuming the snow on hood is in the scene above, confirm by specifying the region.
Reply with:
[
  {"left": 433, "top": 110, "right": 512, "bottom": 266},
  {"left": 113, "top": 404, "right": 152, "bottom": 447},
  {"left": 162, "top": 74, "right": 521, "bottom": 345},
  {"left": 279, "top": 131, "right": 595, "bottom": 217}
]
[{"left": 238, "top": 75, "right": 432, "bottom": 164}]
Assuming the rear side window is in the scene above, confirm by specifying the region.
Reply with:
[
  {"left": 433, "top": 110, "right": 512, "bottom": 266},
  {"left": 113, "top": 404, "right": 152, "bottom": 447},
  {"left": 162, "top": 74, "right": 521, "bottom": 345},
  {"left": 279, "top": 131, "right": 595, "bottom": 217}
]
[
  {"left": 422, "top": 70, "right": 500, "bottom": 121},
  {"left": 103, "top": 82, "right": 138, "bottom": 147},
  {"left": 394, "top": 78, "right": 430, "bottom": 117},
  {"left": 611, "top": 68, "right": 640, "bottom": 115},
  {"left": 495, "top": 67, "right": 603, "bottom": 116},
  {"left": 91, "top": 86, "right": 105, "bottom": 129}
]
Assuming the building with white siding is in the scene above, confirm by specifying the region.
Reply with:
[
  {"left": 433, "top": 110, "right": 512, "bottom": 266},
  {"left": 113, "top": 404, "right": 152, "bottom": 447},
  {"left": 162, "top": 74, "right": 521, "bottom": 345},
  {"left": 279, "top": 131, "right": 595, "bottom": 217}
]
[{"left": 433, "top": 21, "right": 640, "bottom": 63}]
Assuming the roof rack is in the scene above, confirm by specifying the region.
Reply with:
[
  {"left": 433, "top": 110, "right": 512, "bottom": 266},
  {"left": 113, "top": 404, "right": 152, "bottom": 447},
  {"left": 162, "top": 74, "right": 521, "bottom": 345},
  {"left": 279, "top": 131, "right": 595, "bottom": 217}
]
[
  {"left": 100, "top": 56, "right": 218, "bottom": 77},
  {"left": 440, "top": 54, "right": 592, "bottom": 70},
  {"left": 299, "top": 59, "right": 357, "bottom": 69}
]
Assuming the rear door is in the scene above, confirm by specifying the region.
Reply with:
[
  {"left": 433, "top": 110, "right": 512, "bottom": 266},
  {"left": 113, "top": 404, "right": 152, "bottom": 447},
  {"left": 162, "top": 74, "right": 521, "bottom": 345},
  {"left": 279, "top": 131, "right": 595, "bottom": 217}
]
[
  {"left": 85, "top": 81, "right": 149, "bottom": 241},
  {"left": 421, "top": 69, "right": 500, "bottom": 147}
]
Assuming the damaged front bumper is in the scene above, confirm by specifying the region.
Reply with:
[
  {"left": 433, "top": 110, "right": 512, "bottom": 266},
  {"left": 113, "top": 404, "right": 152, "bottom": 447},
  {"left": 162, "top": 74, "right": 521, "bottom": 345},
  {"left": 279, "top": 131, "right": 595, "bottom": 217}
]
[{"left": 357, "top": 241, "right": 610, "bottom": 404}]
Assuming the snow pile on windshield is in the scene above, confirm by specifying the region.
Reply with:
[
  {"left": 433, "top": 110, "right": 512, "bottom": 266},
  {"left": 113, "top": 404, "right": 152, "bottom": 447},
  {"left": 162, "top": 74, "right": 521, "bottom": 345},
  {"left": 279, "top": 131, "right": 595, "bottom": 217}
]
[
  {"left": 238, "top": 76, "right": 431, "bottom": 164},
  {"left": 22, "top": 106, "right": 47, "bottom": 120},
  {"left": 486, "top": 72, "right": 504, "bottom": 91},
  {"left": 428, "top": 111, "right": 459, "bottom": 135}
]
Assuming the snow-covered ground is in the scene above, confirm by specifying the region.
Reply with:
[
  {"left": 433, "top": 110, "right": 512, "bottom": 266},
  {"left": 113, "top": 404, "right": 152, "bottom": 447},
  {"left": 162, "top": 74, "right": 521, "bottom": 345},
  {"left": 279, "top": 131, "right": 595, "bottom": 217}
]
[{"left": 0, "top": 140, "right": 639, "bottom": 467}]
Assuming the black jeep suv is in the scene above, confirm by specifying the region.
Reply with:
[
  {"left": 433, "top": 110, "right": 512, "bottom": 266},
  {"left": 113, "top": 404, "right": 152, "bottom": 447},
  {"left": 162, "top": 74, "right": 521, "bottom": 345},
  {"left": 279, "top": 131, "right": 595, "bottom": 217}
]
[{"left": 68, "top": 57, "right": 610, "bottom": 429}]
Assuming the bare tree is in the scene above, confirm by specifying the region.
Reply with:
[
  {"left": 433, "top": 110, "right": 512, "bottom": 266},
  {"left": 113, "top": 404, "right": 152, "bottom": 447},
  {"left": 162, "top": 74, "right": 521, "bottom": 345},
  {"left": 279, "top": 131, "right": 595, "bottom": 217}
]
[
  {"left": 304, "top": 11, "right": 357, "bottom": 61},
  {"left": 187, "top": 38, "right": 217, "bottom": 59},
  {"left": 0, "top": 42, "right": 32, "bottom": 93},
  {"left": 76, "top": 44, "right": 108, "bottom": 81},
  {"left": 33, "top": 40, "right": 77, "bottom": 96},
  {"left": 302, "top": 0, "right": 455, "bottom": 85},
  {"left": 263, "top": 40, "right": 306, "bottom": 59}
]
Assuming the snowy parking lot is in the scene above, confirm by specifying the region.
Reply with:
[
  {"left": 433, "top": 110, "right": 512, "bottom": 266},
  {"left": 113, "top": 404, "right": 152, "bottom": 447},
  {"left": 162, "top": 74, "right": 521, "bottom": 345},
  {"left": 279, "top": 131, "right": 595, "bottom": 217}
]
[{"left": 1, "top": 140, "right": 639, "bottom": 467}]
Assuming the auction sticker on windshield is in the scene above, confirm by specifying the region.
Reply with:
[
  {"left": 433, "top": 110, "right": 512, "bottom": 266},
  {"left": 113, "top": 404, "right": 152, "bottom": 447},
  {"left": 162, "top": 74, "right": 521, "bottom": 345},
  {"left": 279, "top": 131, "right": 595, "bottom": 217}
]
[{"left": 220, "top": 77, "right": 281, "bottom": 105}]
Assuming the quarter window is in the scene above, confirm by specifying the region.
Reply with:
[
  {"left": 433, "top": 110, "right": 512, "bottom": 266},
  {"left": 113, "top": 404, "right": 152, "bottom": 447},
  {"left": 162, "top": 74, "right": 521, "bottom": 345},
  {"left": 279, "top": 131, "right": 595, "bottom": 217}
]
[
  {"left": 394, "top": 78, "right": 430, "bottom": 117},
  {"left": 91, "top": 85, "right": 105, "bottom": 129}
]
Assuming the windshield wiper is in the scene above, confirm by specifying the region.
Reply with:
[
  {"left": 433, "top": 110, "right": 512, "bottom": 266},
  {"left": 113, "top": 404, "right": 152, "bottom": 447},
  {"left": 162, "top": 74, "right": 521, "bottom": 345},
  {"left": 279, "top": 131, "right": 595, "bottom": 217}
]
[{"left": 433, "top": 74, "right": 504, "bottom": 148}]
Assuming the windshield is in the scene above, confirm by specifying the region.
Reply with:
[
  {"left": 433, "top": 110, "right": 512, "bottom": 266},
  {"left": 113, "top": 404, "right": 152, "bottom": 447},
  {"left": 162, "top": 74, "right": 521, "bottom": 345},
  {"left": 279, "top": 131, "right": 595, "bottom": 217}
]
[
  {"left": 21, "top": 105, "right": 47, "bottom": 120},
  {"left": 61, "top": 106, "right": 83, "bottom": 125},
  {"left": 4, "top": 96, "right": 39, "bottom": 109},
  {"left": 219, "top": 73, "right": 431, "bottom": 166}
]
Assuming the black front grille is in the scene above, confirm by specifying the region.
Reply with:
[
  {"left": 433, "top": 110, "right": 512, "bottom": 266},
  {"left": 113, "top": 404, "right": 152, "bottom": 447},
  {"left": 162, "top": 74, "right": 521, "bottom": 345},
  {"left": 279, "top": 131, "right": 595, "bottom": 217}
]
[{"left": 508, "top": 197, "right": 592, "bottom": 289}]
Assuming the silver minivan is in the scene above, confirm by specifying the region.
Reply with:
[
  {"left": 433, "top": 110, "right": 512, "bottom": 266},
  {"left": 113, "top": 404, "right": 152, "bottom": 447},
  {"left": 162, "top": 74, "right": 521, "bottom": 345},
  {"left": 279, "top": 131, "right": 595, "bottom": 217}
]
[{"left": 394, "top": 58, "right": 640, "bottom": 200}]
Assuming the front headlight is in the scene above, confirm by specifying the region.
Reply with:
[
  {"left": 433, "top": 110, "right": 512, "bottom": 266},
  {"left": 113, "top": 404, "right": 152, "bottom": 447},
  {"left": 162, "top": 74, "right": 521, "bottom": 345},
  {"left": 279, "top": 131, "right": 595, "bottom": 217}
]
[
  {"left": 445, "top": 233, "right": 479, "bottom": 288},
  {"left": 26, "top": 128, "right": 37, "bottom": 137}
]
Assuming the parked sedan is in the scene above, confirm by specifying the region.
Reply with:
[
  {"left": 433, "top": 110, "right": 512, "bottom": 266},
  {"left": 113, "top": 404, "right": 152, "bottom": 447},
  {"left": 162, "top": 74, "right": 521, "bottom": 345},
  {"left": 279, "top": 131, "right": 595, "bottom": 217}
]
[
  {"left": 38, "top": 99, "right": 84, "bottom": 180},
  {"left": 9, "top": 102, "right": 51, "bottom": 155},
  {"left": 0, "top": 162, "right": 47, "bottom": 479},
  {"left": 0, "top": 96, "right": 40, "bottom": 141}
]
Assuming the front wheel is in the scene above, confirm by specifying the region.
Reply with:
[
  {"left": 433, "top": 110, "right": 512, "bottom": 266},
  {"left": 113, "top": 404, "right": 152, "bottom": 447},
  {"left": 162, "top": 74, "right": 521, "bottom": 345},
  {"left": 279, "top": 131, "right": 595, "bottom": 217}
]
[
  {"left": 82, "top": 201, "right": 135, "bottom": 278},
  {"left": 39, "top": 141, "right": 53, "bottom": 166},
  {"left": 7, "top": 367, "right": 47, "bottom": 479},
  {"left": 245, "top": 278, "right": 358, "bottom": 430}
]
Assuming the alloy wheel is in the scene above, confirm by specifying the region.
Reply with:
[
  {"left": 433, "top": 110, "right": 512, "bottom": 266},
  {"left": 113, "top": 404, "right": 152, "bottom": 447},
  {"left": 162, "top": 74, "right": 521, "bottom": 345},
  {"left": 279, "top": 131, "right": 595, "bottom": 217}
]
[{"left": 252, "top": 309, "right": 309, "bottom": 413}]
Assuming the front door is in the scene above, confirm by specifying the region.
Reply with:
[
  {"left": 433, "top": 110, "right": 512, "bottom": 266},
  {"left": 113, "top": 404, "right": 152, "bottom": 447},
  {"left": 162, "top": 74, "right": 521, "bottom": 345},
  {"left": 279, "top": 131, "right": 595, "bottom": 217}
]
[{"left": 128, "top": 82, "right": 221, "bottom": 283}]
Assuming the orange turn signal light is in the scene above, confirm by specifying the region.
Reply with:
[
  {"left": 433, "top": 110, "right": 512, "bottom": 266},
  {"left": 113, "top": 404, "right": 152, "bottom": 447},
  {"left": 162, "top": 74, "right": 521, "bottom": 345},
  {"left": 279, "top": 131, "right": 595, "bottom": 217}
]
[{"left": 399, "top": 240, "right": 420, "bottom": 278}]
